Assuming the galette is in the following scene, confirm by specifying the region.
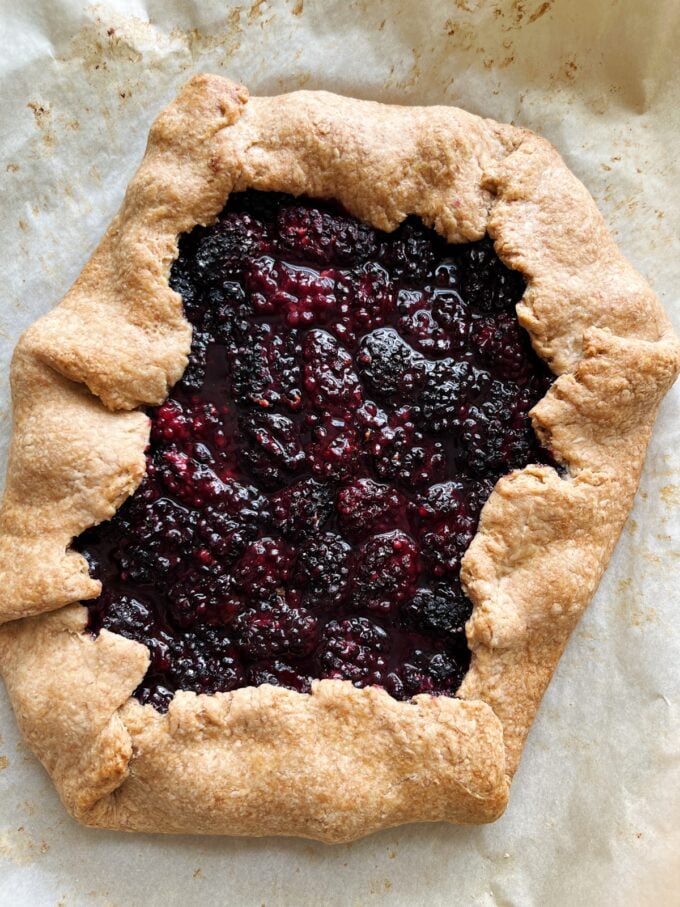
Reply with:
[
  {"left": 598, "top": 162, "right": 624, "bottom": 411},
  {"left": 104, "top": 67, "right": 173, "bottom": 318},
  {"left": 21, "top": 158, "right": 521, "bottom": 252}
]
[{"left": 0, "top": 75, "right": 677, "bottom": 842}]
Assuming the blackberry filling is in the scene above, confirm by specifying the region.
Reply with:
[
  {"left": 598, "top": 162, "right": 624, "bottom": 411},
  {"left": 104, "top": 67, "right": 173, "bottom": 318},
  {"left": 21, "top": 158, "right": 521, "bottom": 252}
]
[{"left": 74, "top": 191, "right": 554, "bottom": 711}]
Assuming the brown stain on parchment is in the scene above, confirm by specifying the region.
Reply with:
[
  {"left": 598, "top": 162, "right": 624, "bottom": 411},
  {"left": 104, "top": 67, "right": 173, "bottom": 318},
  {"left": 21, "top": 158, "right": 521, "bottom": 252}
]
[
  {"left": 27, "top": 101, "right": 50, "bottom": 127},
  {"left": 248, "top": 0, "right": 267, "bottom": 22},
  {"left": 561, "top": 57, "right": 579, "bottom": 82},
  {"left": 27, "top": 101, "right": 55, "bottom": 147},
  {"left": 177, "top": 10, "right": 243, "bottom": 59},
  {"left": 527, "top": 1, "right": 552, "bottom": 23},
  {"left": 0, "top": 756, "right": 9, "bottom": 770},
  {"left": 443, "top": 18, "right": 477, "bottom": 50},
  {"left": 0, "top": 827, "right": 50, "bottom": 866},
  {"left": 20, "top": 800, "right": 36, "bottom": 816},
  {"left": 659, "top": 484, "right": 680, "bottom": 507},
  {"left": 369, "top": 878, "right": 393, "bottom": 894},
  {"left": 443, "top": 0, "right": 554, "bottom": 75},
  {"left": 506, "top": 0, "right": 554, "bottom": 27},
  {"left": 55, "top": 7, "right": 247, "bottom": 84},
  {"left": 615, "top": 577, "right": 658, "bottom": 627},
  {"left": 438, "top": 0, "right": 602, "bottom": 113},
  {"left": 452, "top": 0, "right": 553, "bottom": 22},
  {"left": 63, "top": 18, "right": 144, "bottom": 70}
]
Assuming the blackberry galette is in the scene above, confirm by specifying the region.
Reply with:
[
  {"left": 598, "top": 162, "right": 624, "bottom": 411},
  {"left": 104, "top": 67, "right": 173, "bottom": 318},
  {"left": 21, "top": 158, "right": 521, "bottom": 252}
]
[
  {"left": 0, "top": 77, "right": 677, "bottom": 842},
  {"left": 75, "top": 190, "right": 554, "bottom": 711}
]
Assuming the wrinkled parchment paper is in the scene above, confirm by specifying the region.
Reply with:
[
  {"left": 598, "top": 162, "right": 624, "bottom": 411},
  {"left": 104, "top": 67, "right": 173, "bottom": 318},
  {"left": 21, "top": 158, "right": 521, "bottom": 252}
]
[{"left": 1, "top": 1, "right": 679, "bottom": 904}]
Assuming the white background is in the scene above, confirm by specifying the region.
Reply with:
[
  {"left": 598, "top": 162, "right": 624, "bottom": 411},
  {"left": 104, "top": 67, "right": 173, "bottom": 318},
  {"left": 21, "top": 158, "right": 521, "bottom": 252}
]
[{"left": 1, "top": 1, "right": 679, "bottom": 904}]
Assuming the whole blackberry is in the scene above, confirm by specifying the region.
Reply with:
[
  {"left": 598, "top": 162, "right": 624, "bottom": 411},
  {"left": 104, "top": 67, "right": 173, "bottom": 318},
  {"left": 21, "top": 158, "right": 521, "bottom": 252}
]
[
  {"left": 317, "top": 617, "right": 390, "bottom": 685},
  {"left": 113, "top": 496, "right": 196, "bottom": 584},
  {"left": 401, "top": 584, "right": 473, "bottom": 637},
  {"left": 167, "top": 570, "right": 238, "bottom": 628},
  {"left": 232, "top": 537, "right": 294, "bottom": 597},
  {"left": 270, "top": 477, "right": 334, "bottom": 539},
  {"left": 194, "top": 212, "right": 270, "bottom": 284},
  {"left": 307, "top": 417, "right": 363, "bottom": 481},
  {"left": 460, "top": 236, "right": 526, "bottom": 312},
  {"left": 167, "top": 627, "right": 244, "bottom": 695},
  {"left": 238, "top": 412, "right": 306, "bottom": 487},
  {"left": 356, "top": 327, "right": 427, "bottom": 399},
  {"left": 302, "top": 329, "right": 363, "bottom": 411},
  {"left": 100, "top": 593, "right": 155, "bottom": 639},
  {"left": 397, "top": 648, "right": 467, "bottom": 697},
  {"left": 419, "top": 360, "right": 492, "bottom": 433},
  {"left": 336, "top": 478, "right": 407, "bottom": 538},
  {"left": 379, "top": 218, "right": 438, "bottom": 280},
  {"left": 229, "top": 323, "right": 303, "bottom": 412},
  {"left": 354, "top": 531, "right": 420, "bottom": 613},
  {"left": 294, "top": 532, "right": 352, "bottom": 608},
  {"left": 234, "top": 602, "right": 318, "bottom": 659},
  {"left": 366, "top": 407, "right": 447, "bottom": 488},
  {"left": 276, "top": 203, "right": 378, "bottom": 265}
]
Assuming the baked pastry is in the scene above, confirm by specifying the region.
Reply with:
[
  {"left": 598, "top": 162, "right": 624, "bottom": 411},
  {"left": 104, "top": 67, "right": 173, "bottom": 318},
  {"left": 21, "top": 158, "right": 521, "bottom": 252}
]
[{"left": 0, "top": 74, "right": 677, "bottom": 843}]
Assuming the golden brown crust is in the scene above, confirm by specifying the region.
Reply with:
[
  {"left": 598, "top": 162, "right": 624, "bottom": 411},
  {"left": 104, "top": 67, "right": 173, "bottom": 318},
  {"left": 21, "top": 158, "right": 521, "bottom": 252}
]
[
  {"left": 0, "top": 74, "right": 678, "bottom": 841},
  {"left": 0, "top": 605, "right": 507, "bottom": 841},
  {"left": 0, "top": 348, "right": 149, "bottom": 622}
]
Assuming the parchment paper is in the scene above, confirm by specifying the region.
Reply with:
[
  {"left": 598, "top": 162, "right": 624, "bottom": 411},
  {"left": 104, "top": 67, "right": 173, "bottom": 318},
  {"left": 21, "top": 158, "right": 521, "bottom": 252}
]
[{"left": 1, "top": 2, "right": 679, "bottom": 905}]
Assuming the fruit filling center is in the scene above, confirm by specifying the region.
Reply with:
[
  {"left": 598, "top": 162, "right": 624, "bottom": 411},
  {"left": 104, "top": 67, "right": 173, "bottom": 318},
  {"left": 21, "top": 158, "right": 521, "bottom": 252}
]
[{"left": 75, "top": 191, "right": 553, "bottom": 711}]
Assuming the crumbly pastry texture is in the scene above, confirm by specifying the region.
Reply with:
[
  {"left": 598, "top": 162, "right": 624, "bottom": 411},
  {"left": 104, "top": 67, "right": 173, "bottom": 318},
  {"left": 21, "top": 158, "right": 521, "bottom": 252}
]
[{"left": 0, "top": 75, "right": 678, "bottom": 842}]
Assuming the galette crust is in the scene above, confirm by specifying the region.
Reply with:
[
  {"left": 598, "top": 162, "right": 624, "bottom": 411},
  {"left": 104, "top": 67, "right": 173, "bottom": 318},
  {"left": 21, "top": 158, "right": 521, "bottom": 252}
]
[{"left": 0, "top": 75, "right": 677, "bottom": 842}]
